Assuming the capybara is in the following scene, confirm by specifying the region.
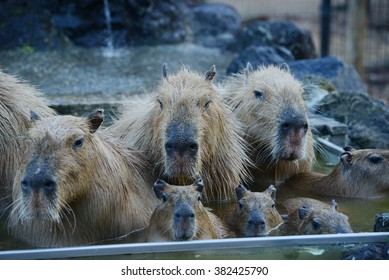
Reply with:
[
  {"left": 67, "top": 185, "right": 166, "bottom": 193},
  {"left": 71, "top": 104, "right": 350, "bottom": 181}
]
[
  {"left": 0, "top": 71, "right": 55, "bottom": 212},
  {"left": 107, "top": 65, "right": 251, "bottom": 201},
  {"left": 146, "top": 178, "right": 229, "bottom": 242},
  {"left": 279, "top": 147, "right": 389, "bottom": 198},
  {"left": 220, "top": 64, "right": 314, "bottom": 189},
  {"left": 282, "top": 197, "right": 352, "bottom": 235},
  {"left": 227, "top": 184, "right": 283, "bottom": 237},
  {"left": 8, "top": 110, "right": 158, "bottom": 247}
]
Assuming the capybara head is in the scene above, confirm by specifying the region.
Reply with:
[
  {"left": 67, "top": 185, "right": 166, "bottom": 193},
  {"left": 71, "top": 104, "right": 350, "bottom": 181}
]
[
  {"left": 113, "top": 64, "right": 250, "bottom": 201},
  {"left": 221, "top": 64, "right": 314, "bottom": 183},
  {"left": 285, "top": 198, "right": 352, "bottom": 235},
  {"left": 9, "top": 110, "right": 157, "bottom": 247},
  {"left": 229, "top": 184, "right": 283, "bottom": 237},
  {"left": 0, "top": 71, "right": 55, "bottom": 211},
  {"left": 148, "top": 178, "right": 222, "bottom": 241},
  {"left": 335, "top": 147, "right": 389, "bottom": 195},
  {"left": 11, "top": 110, "right": 105, "bottom": 223}
]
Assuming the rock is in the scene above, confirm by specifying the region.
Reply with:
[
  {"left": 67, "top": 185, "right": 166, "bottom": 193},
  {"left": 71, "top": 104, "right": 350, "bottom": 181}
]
[
  {"left": 341, "top": 244, "right": 389, "bottom": 260},
  {"left": 226, "top": 45, "right": 294, "bottom": 74},
  {"left": 318, "top": 92, "right": 389, "bottom": 149},
  {"left": 374, "top": 213, "right": 389, "bottom": 232},
  {"left": 289, "top": 56, "right": 367, "bottom": 94},
  {"left": 124, "top": 0, "right": 189, "bottom": 45},
  {"left": 238, "top": 20, "right": 316, "bottom": 59},
  {"left": 0, "top": 1, "right": 71, "bottom": 50},
  {"left": 187, "top": 3, "right": 241, "bottom": 49}
]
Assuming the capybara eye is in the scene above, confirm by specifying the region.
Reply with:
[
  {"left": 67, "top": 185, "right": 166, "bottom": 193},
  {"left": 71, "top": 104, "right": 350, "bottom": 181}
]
[
  {"left": 239, "top": 201, "right": 243, "bottom": 209},
  {"left": 157, "top": 99, "right": 163, "bottom": 110},
  {"left": 303, "top": 123, "right": 309, "bottom": 132},
  {"left": 162, "top": 193, "right": 168, "bottom": 202},
  {"left": 204, "top": 100, "right": 212, "bottom": 109},
  {"left": 312, "top": 218, "right": 321, "bottom": 229},
  {"left": 271, "top": 203, "right": 275, "bottom": 209},
  {"left": 369, "top": 154, "right": 383, "bottom": 164},
  {"left": 253, "top": 90, "right": 264, "bottom": 101},
  {"left": 73, "top": 137, "right": 84, "bottom": 150},
  {"left": 197, "top": 193, "right": 202, "bottom": 201}
]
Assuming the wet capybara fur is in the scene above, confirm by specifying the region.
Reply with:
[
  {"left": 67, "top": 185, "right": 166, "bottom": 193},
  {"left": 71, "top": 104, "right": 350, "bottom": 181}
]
[
  {"left": 220, "top": 64, "right": 314, "bottom": 189},
  {"left": 0, "top": 71, "right": 55, "bottom": 212},
  {"left": 108, "top": 65, "right": 251, "bottom": 202},
  {"left": 146, "top": 179, "right": 229, "bottom": 242},
  {"left": 279, "top": 147, "right": 389, "bottom": 198},
  {"left": 227, "top": 184, "right": 283, "bottom": 237},
  {"left": 282, "top": 197, "right": 352, "bottom": 235},
  {"left": 8, "top": 110, "right": 158, "bottom": 247}
]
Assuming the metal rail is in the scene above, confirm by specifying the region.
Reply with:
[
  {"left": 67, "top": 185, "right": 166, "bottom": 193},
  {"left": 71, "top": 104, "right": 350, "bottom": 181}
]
[{"left": 1, "top": 232, "right": 388, "bottom": 260}]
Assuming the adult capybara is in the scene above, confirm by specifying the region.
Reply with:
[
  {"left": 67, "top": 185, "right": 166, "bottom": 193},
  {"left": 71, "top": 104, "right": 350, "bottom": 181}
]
[
  {"left": 279, "top": 147, "right": 389, "bottom": 198},
  {"left": 8, "top": 110, "right": 158, "bottom": 247},
  {"left": 108, "top": 65, "right": 251, "bottom": 202},
  {"left": 0, "top": 71, "right": 55, "bottom": 212},
  {"left": 226, "top": 184, "right": 283, "bottom": 237},
  {"left": 282, "top": 197, "right": 352, "bottom": 235},
  {"left": 146, "top": 178, "right": 229, "bottom": 242},
  {"left": 220, "top": 64, "right": 314, "bottom": 189}
]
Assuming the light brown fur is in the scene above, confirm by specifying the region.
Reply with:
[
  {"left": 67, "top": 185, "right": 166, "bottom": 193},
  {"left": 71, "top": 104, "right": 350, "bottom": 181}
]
[
  {"left": 280, "top": 147, "right": 389, "bottom": 198},
  {"left": 8, "top": 110, "right": 158, "bottom": 247},
  {"left": 220, "top": 65, "right": 315, "bottom": 189},
  {"left": 146, "top": 179, "right": 229, "bottom": 242},
  {"left": 107, "top": 66, "right": 251, "bottom": 202},
  {"left": 226, "top": 184, "right": 283, "bottom": 237},
  {"left": 282, "top": 197, "right": 352, "bottom": 235},
  {"left": 0, "top": 71, "right": 55, "bottom": 212}
]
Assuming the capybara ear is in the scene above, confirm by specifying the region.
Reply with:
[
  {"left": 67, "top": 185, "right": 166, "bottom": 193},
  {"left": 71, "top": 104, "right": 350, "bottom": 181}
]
[
  {"left": 87, "top": 109, "right": 104, "bottom": 133},
  {"left": 30, "top": 110, "right": 41, "bottom": 122},
  {"left": 343, "top": 145, "right": 355, "bottom": 152},
  {"left": 298, "top": 207, "right": 311, "bottom": 220},
  {"left": 153, "top": 179, "right": 167, "bottom": 200},
  {"left": 235, "top": 184, "right": 248, "bottom": 200},
  {"left": 194, "top": 178, "right": 204, "bottom": 193},
  {"left": 279, "top": 63, "right": 290, "bottom": 73},
  {"left": 340, "top": 151, "right": 352, "bottom": 166},
  {"left": 162, "top": 63, "right": 168, "bottom": 80},
  {"left": 265, "top": 185, "right": 277, "bottom": 201},
  {"left": 205, "top": 65, "right": 216, "bottom": 82},
  {"left": 330, "top": 199, "right": 338, "bottom": 210}
]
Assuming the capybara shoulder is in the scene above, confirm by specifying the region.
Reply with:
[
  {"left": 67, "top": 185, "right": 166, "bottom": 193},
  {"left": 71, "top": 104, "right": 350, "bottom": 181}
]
[
  {"left": 108, "top": 65, "right": 251, "bottom": 201},
  {"left": 282, "top": 197, "right": 352, "bottom": 235},
  {"left": 280, "top": 147, "right": 389, "bottom": 198},
  {"left": 0, "top": 71, "right": 55, "bottom": 211},
  {"left": 227, "top": 184, "right": 283, "bottom": 237},
  {"left": 146, "top": 178, "right": 229, "bottom": 242},
  {"left": 220, "top": 64, "right": 314, "bottom": 189},
  {"left": 8, "top": 110, "right": 158, "bottom": 247}
]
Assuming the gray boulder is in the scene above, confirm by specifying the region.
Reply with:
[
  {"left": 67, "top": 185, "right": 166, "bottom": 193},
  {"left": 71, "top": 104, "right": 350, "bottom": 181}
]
[
  {"left": 289, "top": 56, "right": 367, "bottom": 94},
  {"left": 187, "top": 3, "right": 241, "bottom": 49}
]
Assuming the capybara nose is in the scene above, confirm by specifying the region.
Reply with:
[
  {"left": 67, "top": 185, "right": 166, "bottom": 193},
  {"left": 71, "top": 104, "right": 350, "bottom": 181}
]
[
  {"left": 165, "top": 141, "right": 199, "bottom": 157},
  {"left": 21, "top": 175, "right": 57, "bottom": 193},
  {"left": 248, "top": 215, "right": 266, "bottom": 228},
  {"left": 280, "top": 109, "right": 308, "bottom": 134}
]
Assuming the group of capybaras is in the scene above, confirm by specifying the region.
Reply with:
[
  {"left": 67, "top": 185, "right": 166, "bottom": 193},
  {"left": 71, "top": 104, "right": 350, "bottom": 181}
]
[{"left": 0, "top": 63, "right": 388, "bottom": 248}]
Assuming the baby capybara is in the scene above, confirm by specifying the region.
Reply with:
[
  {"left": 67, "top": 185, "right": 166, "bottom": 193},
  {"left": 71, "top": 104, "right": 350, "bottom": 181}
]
[
  {"left": 0, "top": 71, "right": 55, "bottom": 212},
  {"left": 220, "top": 64, "right": 314, "bottom": 189},
  {"left": 282, "top": 197, "right": 352, "bottom": 235},
  {"left": 108, "top": 65, "right": 251, "bottom": 202},
  {"left": 279, "top": 146, "right": 389, "bottom": 198},
  {"left": 8, "top": 110, "right": 158, "bottom": 247},
  {"left": 227, "top": 184, "right": 283, "bottom": 237},
  {"left": 146, "top": 178, "right": 229, "bottom": 242}
]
